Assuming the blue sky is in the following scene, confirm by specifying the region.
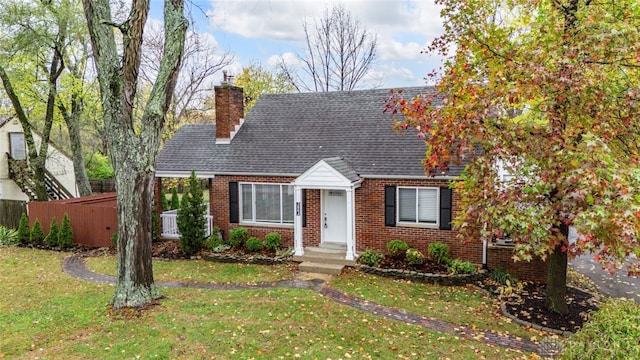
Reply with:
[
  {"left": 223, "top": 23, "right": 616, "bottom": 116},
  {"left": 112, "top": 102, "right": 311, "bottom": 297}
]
[{"left": 151, "top": 0, "right": 445, "bottom": 89}]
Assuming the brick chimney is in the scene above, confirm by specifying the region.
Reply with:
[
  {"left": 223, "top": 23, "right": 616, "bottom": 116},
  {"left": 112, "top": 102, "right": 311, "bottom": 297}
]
[{"left": 215, "top": 71, "right": 244, "bottom": 144}]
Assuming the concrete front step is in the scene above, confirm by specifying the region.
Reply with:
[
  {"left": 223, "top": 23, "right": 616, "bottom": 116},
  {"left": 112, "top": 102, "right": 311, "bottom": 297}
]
[
  {"left": 292, "top": 254, "right": 357, "bottom": 266},
  {"left": 298, "top": 261, "right": 345, "bottom": 275},
  {"left": 292, "top": 248, "right": 357, "bottom": 266}
]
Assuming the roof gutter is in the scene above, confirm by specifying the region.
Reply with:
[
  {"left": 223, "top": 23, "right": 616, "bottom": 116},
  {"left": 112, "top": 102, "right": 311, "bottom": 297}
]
[
  {"left": 155, "top": 170, "right": 218, "bottom": 178},
  {"left": 156, "top": 171, "right": 460, "bottom": 181},
  {"left": 360, "top": 174, "right": 459, "bottom": 180}
]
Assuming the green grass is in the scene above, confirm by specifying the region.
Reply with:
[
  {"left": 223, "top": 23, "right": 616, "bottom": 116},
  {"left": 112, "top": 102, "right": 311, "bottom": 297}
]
[
  {"left": 329, "top": 269, "right": 545, "bottom": 340},
  {"left": 0, "top": 247, "right": 531, "bottom": 359},
  {"left": 85, "top": 255, "right": 293, "bottom": 284}
]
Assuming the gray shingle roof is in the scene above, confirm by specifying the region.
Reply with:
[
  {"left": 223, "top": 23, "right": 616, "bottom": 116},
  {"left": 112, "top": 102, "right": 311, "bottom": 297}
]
[
  {"left": 156, "top": 87, "right": 466, "bottom": 178},
  {"left": 322, "top": 157, "right": 360, "bottom": 183}
]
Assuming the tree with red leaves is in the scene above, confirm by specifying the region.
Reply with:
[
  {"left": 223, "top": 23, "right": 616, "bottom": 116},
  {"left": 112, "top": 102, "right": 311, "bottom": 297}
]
[{"left": 387, "top": 0, "right": 640, "bottom": 314}]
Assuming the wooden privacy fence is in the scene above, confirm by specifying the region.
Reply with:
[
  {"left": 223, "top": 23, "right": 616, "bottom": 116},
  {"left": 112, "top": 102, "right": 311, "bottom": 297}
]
[
  {"left": 89, "top": 179, "right": 116, "bottom": 193},
  {"left": 28, "top": 193, "right": 117, "bottom": 248},
  {"left": 0, "top": 200, "right": 27, "bottom": 229}
]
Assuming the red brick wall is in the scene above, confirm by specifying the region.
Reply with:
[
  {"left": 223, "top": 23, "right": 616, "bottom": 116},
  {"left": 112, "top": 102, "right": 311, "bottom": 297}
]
[
  {"left": 207, "top": 175, "right": 548, "bottom": 281},
  {"left": 154, "top": 177, "right": 163, "bottom": 214},
  {"left": 210, "top": 175, "right": 296, "bottom": 247},
  {"left": 355, "top": 178, "right": 480, "bottom": 263},
  {"left": 487, "top": 246, "right": 548, "bottom": 282},
  {"left": 303, "top": 189, "right": 321, "bottom": 247}
]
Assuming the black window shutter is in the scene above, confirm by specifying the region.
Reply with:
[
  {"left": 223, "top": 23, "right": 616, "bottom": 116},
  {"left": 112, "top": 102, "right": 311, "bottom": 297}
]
[
  {"left": 229, "top": 182, "right": 239, "bottom": 223},
  {"left": 439, "top": 187, "right": 452, "bottom": 230},
  {"left": 301, "top": 189, "right": 307, "bottom": 227},
  {"left": 384, "top": 186, "right": 396, "bottom": 227}
]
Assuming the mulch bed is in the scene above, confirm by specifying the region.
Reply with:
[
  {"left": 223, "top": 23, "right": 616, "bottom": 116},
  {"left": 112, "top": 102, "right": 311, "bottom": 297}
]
[
  {"left": 378, "top": 255, "right": 449, "bottom": 274},
  {"left": 502, "top": 282, "right": 599, "bottom": 333},
  {"left": 152, "top": 240, "right": 185, "bottom": 259},
  {"left": 151, "top": 240, "right": 280, "bottom": 261}
]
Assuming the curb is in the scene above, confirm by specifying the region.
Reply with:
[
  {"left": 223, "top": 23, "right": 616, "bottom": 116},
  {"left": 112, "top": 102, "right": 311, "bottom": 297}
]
[{"left": 499, "top": 301, "right": 574, "bottom": 337}]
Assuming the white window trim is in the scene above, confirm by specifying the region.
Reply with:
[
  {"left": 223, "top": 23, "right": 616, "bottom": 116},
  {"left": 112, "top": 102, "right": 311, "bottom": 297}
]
[
  {"left": 239, "top": 182, "right": 294, "bottom": 226},
  {"left": 396, "top": 186, "right": 440, "bottom": 227}
]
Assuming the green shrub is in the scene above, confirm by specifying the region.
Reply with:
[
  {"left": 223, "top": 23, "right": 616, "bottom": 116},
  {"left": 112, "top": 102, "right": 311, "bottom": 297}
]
[
  {"left": 204, "top": 227, "right": 224, "bottom": 251},
  {"left": 264, "top": 232, "right": 282, "bottom": 251},
  {"left": 17, "top": 213, "right": 30, "bottom": 245},
  {"left": 359, "top": 249, "right": 384, "bottom": 267},
  {"left": 406, "top": 248, "right": 425, "bottom": 266},
  {"left": 562, "top": 298, "right": 640, "bottom": 359},
  {"left": 85, "top": 152, "right": 114, "bottom": 179},
  {"left": 170, "top": 187, "right": 180, "bottom": 210},
  {"left": 45, "top": 218, "right": 59, "bottom": 248},
  {"left": 0, "top": 226, "right": 19, "bottom": 245},
  {"left": 151, "top": 209, "right": 161, "bottom": 243},
  {"left": 428, "top": 242, "right": 450, "bottom": 266},
  {"left": 111, "top": 232, "right": 118, "bottom": 247},
  {"left": 386, "top": 239, "right": 409, "bottom": 257},
  {"left": 30, "top": 219, "right": 45, "bottom": 245},
  {"left": 177, "top": 171, "right": 207, "bottom": 256},
  {"left": 161, "top": 188, "right": 169, "bottom": 211},
  {"left": 58, "top": 213, "right": 74, "bottom": 249},
  {"left": 447, "top": 259, "right": 477, "bottom": 275},
  {"left": 245, "top": 237, "right": 263, "bottom": 252},
  {"left": 489, "top": 268, "right": 517, "bottom": 285},
  {"left": 229, "top": 227, "right": 249, "bottom": 249}
]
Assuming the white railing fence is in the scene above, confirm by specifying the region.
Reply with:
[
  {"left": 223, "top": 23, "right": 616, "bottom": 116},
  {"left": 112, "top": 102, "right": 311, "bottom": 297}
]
[{"left": 160, "top": 209, "right": 213, "bottom": 239}]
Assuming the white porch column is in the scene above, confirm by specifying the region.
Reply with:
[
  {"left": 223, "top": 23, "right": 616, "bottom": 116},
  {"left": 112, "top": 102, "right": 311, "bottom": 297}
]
[
  {"left": 294, "top": 186, "right": 304, "bottom": 256},
  {"left": 345, "top": 187, "right": 355, "bottom": 260}
]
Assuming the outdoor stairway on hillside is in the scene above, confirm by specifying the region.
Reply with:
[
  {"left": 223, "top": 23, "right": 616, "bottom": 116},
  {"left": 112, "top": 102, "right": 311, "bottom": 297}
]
[
  {"left": 7, "top": 156, "right": 73, "bottom": 201},
  {"left": 293, "top": 243, "right": 356, "bottom": 275}
]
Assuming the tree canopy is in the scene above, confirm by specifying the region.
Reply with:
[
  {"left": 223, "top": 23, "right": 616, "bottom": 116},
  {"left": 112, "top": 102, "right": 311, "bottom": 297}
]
[
  {"left": 234, "top": 63, "right": 296, "bottom": 113},
  {"left": 388, "top": 0, "right": 640, "bottom": 313}
]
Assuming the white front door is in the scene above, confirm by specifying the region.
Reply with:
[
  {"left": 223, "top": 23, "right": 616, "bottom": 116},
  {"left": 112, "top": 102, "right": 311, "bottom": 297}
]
[{"left": 322, "top": 189, "right": 347, "bottom": 244}]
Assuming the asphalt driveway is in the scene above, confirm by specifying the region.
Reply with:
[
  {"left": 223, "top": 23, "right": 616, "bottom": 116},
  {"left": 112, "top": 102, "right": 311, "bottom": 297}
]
[{"left": 569, "top": 255, "right": 640, "bottom": 304}]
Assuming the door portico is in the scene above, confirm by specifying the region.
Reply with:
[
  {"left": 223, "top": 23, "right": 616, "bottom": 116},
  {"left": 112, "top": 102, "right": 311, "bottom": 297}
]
[{"left": 292, "top": 158, "right": 361, "bottom": 260}]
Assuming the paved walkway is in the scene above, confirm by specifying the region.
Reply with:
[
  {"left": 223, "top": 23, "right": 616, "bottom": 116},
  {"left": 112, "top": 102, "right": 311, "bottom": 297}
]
[{"left": 63, "top": 254, "right": 544, "bottom": 355}]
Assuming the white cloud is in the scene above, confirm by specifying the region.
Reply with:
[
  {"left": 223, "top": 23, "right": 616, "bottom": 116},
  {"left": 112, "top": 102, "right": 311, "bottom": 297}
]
[
  {"left": 369, "top": 63, "right": 420, "bottom": 87},
  {"left": 266, "top": 52, "right": 301, "bottom": 67},
  {"left": 377, "top": 38, "right": 425, "bottom": 61},
  {"left": 207, "top": 0, "right": 445, "bottom": 88},
  {"left": 209, "top": 0, "right": 319, "bottom": 42},
  {"left": 208, "top": 0, "right": 444, "bottom": 46}
]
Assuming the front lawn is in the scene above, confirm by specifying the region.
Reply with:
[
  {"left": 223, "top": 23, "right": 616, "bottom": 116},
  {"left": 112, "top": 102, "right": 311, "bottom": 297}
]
[
  {"left": 329, "top": 269, "right": 548, "bottom": 340},
  {"left": 85, "top": 254, "right": 294, "bottom": 284},
  {"left": 0, "top": 247, "right": 530, "bottom": 359}
]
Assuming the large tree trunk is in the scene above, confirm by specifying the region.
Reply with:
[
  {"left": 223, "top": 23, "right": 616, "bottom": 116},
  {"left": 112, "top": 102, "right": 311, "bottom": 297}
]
[
  {"left": 111, "top": 168, "right": 160, "bottom": 308},
  {"left": 83, "top": 0, "right": 187, "bottom": 309},
  {"left": 66, "top": 116, "right": 93, "bottom": 197},
  {"left": 61, "top": 96, "right": 93, "bottom": 197},
  {"left": 545, "top": 226, "right": 569, "bottom": 314},
  {"left": 31, "top": 160, "right": 49, "bottom": 200}
]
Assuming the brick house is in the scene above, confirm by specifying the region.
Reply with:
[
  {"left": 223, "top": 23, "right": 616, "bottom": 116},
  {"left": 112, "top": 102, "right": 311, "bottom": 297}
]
[{"left": 155, "top": 81, "right": 547, "bottom": 281}]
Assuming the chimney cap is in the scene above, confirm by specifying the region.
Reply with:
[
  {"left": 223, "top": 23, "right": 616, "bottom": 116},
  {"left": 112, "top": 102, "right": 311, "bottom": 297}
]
[{"left": 222, "top": 70, "right": 235, "bottom": 85}]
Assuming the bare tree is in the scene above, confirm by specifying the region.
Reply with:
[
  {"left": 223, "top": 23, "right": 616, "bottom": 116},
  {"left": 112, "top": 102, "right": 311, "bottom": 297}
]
[
  {"left": 140, "top": 23, "right": 232, "bottom": 132},
  {"left": 279, "top": 4, "right": 377, "bottom": 92}
]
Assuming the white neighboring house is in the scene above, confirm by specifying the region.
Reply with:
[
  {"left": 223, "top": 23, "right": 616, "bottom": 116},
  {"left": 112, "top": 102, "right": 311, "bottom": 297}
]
[{"left": 0, "top": 117, "right": 78, "bottom": 202}]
